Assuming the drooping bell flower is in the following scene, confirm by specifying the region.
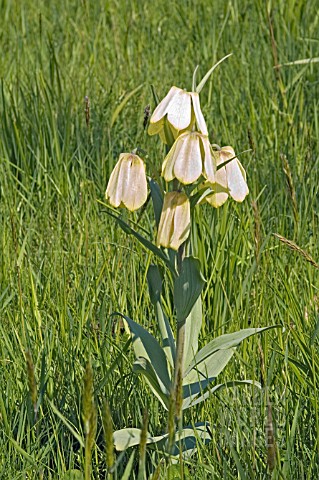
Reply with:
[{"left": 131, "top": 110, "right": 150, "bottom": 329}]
[
  {"left": 156, "top": 192, "right": 190, "bottom": 250},
  {"left": 204, "top": 146, "right": 249, "bottom": 207},
  {"left": 105, "top": 153, "right": 148, "bottom": 211},
  {"left": 161, "top": 131, "right": 216, "bottom": 185},
  {"left": 148, "top": 86, "right": 208, "bottom": 145}
]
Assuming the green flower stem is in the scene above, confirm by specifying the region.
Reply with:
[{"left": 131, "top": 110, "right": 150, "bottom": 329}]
[
  {"left": 173, "top": 319, "right": 186, "bottom": 422},
  {"left": 172, "top": 318, "right": 186, "bottom": 480},
  {"left": 173, "top": 242, "right": 187, "bottom": 423}
]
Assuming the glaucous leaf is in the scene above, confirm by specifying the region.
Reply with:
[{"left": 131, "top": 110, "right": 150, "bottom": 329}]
[
  {"left": 113, "top": 422, "right": 211, "bottom": 459},
  {"left": 186, "top": 379, "right": 262, "bottom": 408},
  {"left": 174, "top": 256, "right": 205, "bottom": 323},
  {"left": 185, "top": 326, "right": 279, "bottom": 376},
  {"left": 113, "top": 428, "right": 167, "bottom": 451},
  {"left": 133, "top": 357, "right": 170, "bottom": 409},
  {"left": 118, "top": 314, "right": 171, "bottom": 393},
  {"left": 183, "top": 296, "right": 202, "bottom": 370},
  {"left": 182, "top": 349, "right": 236, "bottom": 409}
]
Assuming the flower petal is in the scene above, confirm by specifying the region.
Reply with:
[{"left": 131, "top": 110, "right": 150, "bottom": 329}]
[
  {"left": 226, "top": 160, "right": 249, "bottom": 202},
  {"left": 156, "top": 195, "right": 175, "bottom": 248},
  {"left": 173, "top": 132, "right": 202, "bottom": 184},
  {"left": 201, "top": 135, "right": 216, "bottom": 183},
  {"left": 214, "top": 151, "right": 228, "bottom": 189},
  {"left": 149, "top": 86, "right": 181, "bottom": 125},
  {"left": 106, "top": 154, "right": 148, "bottom": 211},
  {"left": 190, "top": 92, "right": 208, "bottom": 135},
  {"left": 206, "top": 183, "right": 229, "bottom": 208},
  {"left": 148, "top": 118, "right": 164, "bottom": 136},
  {"left": 162, "top": 133, "right": 186, "bottom": 182},
  {"left": 166, "top": 89, "right": 192, "bottom": 131},
  {"left": 105, "top": 154, "right": 126, "bottom": 208},
  {"left": 170, "top": 194, "right": 190, "bottom": 249},
  {"left": 156, "top": 192, "right": 190, "bottom": 250},
  {"left": 220, "top": 147, "right": 248, "bottom": 202},
  {"left": 121, "top": 155, "right": 148, "bottom": 211},
  {"left": 237, "top": 158, "right": 247, "bottom": 181}
]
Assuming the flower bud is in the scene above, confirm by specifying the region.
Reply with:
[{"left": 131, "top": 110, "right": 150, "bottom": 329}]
[
  {"left": 204, "top": 146, "right": 249, "bottom": 207},
  {"left": 105, "top": 153, "right": 148, "bottom": 211},
  {"left": 162, "top": 131, "right": 216, "bottom": 185},
  {"left": 156, "top": 192, "right": 190, "bottom": 251},
  {"left": 148, "top": 86, "right": 208, "bottom": 145}
]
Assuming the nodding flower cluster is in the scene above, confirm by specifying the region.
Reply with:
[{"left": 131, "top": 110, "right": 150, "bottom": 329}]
[{"left": 105, "top": 86, "right": 249, "bottom": 250}]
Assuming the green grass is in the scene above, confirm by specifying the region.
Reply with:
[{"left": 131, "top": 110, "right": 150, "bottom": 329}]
[{"left": 1, "top": 0, "right": 319, "bottom": 478}]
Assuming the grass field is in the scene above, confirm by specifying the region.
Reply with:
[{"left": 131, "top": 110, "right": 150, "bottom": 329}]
[{"left": 1, "top": 0, "right": 319, "bottom": 478}]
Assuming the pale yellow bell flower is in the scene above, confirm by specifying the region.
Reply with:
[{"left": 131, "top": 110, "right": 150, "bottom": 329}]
[
  {"left": 204, "top": 146, "right": 249, "bottom": 207},
  {"left": 156, "top": 192, "right": 190, "bottom": 251},
  {"left": 148, "top": 86, "right": 208, "bottom": 144},
  {"left": 161, "top": 131, "right": 216, "bottom": 185},
  {"left": 105, "top": 153, "right": 148, "bottom": 211}
]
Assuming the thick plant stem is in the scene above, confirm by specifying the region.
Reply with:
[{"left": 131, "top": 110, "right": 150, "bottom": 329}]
[
  {"left": 172, "top": 319, "right": 186, "bottom": 480},
  {"left": 173, "top": 319, "right": 186, "bottom": 423},
  {"left": 174, "top": 243, "right": 186, "bottom": 422},
  {"left": 175, "top": 242, "right": 187, "bottom": 418},
  {"left": 168, "top": 242, "right": 186, "bottom": 466}
]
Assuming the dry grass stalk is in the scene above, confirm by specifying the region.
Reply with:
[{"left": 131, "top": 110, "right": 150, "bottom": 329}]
[
  {"left": 274, "top": 233, "right": 319, "bottom": 269},
  {"left": 138, "top": 409, "right": 149, "bottom": 480}
]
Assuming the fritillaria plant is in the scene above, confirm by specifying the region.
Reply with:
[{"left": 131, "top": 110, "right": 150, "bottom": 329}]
[{"left": 103, "top": 56, "right": 275, "bottom": 460}]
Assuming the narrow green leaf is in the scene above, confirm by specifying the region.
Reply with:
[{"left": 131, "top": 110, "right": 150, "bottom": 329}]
[
  {"left": 283, "top": 394, "right": 301, "bottom": 476},
  {"left": 310, "top": 315, "right": 319, "bottom": 345},
  {"left": 111, "top": 84, "right": 144, "bottom": 127},
  {"left": 155, "top": 301, "right": 176, "bottom": 367},
  {"left": 0, "top": 391, "right": 9, "bottom": 435},
  {"left": 62, "top": 470, "right": 84, "bottom": 480},
  {"left": 9, "top": 438, "right": 36, "bottom": 466},
  {"left": 17, "top": 232, "right": 29, "bottom": 268},
  {"left": 150, "top": 84, "right": 160, "bottom": 107},
  {"left": 147, "top": 265, "right": 175, "bottom": 366},
  {"left": 276, "top": 57, "right": 319, "bottom": 67},
  {"left": 104, "top": 209, "right": 175, "bottom": 273},
  {"left": 149, "top": 179, "right": 163, "bottom": 228},
  {"left": 190, "top": 186, "right": 213, "bottom": 208},
  {"left": 196, "top": 53, "right": 233, "bottom": 94},
  {"left": 227, "top": 437, "right": 248, "bottom": 480},
  {"left": 147, "top": 264, "right": 163, "bottom": 304},
  {"left": 48, "top": 400, "right": 85, "bottom": 448},
  {"left": 174, "top": 256, "right": 205, "bottom": 323},
  {"left": 121, "top": 451, "right": 135, "bottom": 480},
  {"left": 192, "top": 64, "right": 199, "bottom": 91}
]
